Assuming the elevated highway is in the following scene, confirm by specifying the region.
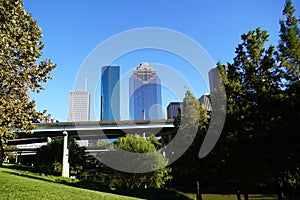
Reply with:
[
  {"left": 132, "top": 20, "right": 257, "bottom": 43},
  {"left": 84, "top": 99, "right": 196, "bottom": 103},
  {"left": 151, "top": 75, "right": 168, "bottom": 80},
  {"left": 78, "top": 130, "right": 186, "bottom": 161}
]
[
  {"left": 10, "top": 119, "right": 174, "bottom": 142},
  {"left": 6, "top": 119, "right": 175, "bottom": 177}
]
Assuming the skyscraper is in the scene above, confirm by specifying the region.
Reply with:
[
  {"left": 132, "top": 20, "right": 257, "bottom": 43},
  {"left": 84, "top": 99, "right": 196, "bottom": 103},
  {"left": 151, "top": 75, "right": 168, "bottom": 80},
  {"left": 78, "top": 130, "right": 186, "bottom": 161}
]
[
  {"left": 129, "top": 62, "right": 162, "bottom": 120},
  {"left": 101, "top": 65, "right": 120, "bottom": 121},
  {"left": 167, "top": 102, "right": 183, "bottom": 119},
  {"left": 199, "top": 94, "right": 212, "bottom": 116},
  {"left": 68, "top": 90, "right": 90, "bottom": 122},
  {"left": 208, "top": 67, "right": 219, "bottom": 92}
]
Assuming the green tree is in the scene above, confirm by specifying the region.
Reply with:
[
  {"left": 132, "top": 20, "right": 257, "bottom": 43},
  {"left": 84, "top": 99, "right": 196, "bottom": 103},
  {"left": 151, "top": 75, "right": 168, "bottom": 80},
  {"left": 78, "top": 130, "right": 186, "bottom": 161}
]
[
  {"left": 276, "top": 0, "right": 300, "bottom": 197},
  {"left": 0, "top": 0, "right": 56, "bottom": 165},
  {"left": 35, "top": 139, "right": 63, "bottom": 174},
  {"left": 278, "top": 0, "right": 300, "bottom": 83},
  {"left": 169, "top": 90, "right": 203, "bottom": 158},
  {"left": 107, "top": 134, "right": 172, "bottom": 189},
  {"left": 216, "top": 1, "right": 300, "bottom": 198},
  {"left": 217, "top": 27, "right": 283, "bottom": 200},
  {"left": 35, "top": 138, "right": 98, "bottom": 175},
  {"left": 148, "top": 135, "right": 162, "bottom": 150},
  {"left": 170, "top": 90, "right": 208, "bottom": 200}
]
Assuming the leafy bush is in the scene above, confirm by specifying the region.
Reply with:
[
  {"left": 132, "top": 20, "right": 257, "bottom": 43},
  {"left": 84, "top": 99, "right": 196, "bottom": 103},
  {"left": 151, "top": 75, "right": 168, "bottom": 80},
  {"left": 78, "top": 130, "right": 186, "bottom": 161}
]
[
  {"left": 34, "top": 138, "right": 100, "bottom": 176},
  {"left": 105, "top": 134, "right": 172, "bottom": 189}
]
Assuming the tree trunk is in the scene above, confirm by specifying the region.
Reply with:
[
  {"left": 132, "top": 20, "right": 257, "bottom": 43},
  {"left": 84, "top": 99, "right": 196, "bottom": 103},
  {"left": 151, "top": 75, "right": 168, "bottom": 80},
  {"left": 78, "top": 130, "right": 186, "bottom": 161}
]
[
  {"left": 196, "top": 180, "right": 202, "bottom": 200},
  {"left": 243, "top": 192, "right": 249, "bottom": 200},
  {"left": 243, "top": 179, "right": 249, "bottom": 200},
  {"left": 276, "top": 181, "right": 285, "bottom": 200},
  {"left": 0, "top": 137, "right": 4, "bottom": 166},
  {"left": 243, "top": 189, "right": 249, "bottom": 200},
  {"left": 236, "top": 190, "right": 241, "bottom": 200}
]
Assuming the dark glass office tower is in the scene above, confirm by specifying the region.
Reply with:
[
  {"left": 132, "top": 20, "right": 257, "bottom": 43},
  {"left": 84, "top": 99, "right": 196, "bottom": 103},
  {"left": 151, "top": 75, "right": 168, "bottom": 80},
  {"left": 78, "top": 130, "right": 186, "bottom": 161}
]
[
  {"left": 129, "top": 62, "right": 162, "bottom": 120},
  {"left": 101, "top": 66, "right": 120, "bottom": 121},
  {"left": 167, "top": 102, "right": 183, "bottom": 119}
]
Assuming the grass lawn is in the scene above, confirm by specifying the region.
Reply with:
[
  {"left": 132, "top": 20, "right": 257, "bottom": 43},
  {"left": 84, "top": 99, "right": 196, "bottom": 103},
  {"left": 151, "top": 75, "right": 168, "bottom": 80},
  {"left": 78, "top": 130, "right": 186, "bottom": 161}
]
[
  {"left": 0, "top": 167, "right": 141, "bottom": 200},
  {"left": 0, "top": 165, "right": 193, "bottom": 200},
  {"left": 0, "top": 165, "right": 278, "bottom": 200}
]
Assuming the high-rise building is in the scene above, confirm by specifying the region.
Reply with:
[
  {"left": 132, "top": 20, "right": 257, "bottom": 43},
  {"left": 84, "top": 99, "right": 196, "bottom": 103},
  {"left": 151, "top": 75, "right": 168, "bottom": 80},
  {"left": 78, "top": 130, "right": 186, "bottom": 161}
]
[
  {"left": 129, "top": 62, "right": 162, "bottom": 120},
  {"left": 199, "top": 94, "right": 212, "bottom": 116},
  {"left": 101, "top": 65, "right": 120, "bottom": 121},
  {"left": 68, "top": 90, "right": 90, "bottom": 122},
  {"left": 167, "top": 102, "right": 183, "bottom": 119},
  {"left": 208, "top": 67, "right": 219, "bottom": 92}
]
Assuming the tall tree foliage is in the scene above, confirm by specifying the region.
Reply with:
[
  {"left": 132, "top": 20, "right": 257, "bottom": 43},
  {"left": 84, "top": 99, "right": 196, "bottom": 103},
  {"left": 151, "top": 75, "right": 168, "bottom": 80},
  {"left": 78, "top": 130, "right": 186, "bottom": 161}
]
[
  {"left": 278, "top": 0, "right": 300, "bottom": 83},
  {"left": 168, "top": 1, "right": 299, "bottom": 198},
  {"left": 216, "top": 1, "right": 300, "bottom": 199},
  {"left": 0, "top": 0, "right": 56, "bottom": 165},
  {"left": 170, "top": 90, "right": 208, "bottom": 199},
  {"left": 217, "top": 28, "right": 282, "bottom": 200},
  {"left": 35, "top": 138, "right": 99, "bottom": 175},
  {"left": 106, "top": 134, "right": 172, "bottom": 189},
  {"left": 277, "top": 0, "right": 300, "bottom": 197}
]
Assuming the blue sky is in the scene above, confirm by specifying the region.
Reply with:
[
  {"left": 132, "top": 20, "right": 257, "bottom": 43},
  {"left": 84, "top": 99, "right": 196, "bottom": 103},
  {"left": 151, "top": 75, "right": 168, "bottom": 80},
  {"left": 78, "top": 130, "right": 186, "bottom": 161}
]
[{"left": 23, "top": 0, "right": 300, "bottom": 122}]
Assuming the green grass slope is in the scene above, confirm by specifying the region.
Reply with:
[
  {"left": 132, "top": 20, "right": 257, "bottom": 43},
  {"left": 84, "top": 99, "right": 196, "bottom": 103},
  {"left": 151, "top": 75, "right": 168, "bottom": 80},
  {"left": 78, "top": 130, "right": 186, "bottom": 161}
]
[
  {"left": 0, "top": 165, "right": 277, "bottom": 200},
  {"left": 0, "top": 167, "right": 141, "bottom": 200},
  {"left": 0, "top": 164, "right": 193, "bottom": 200}
]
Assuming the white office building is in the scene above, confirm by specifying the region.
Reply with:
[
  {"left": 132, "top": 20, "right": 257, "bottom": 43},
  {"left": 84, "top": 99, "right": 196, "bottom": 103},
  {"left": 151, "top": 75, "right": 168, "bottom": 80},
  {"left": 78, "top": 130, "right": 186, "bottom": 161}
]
[{"left": 68, "top": 90, "right": 90, "bottom": 122}]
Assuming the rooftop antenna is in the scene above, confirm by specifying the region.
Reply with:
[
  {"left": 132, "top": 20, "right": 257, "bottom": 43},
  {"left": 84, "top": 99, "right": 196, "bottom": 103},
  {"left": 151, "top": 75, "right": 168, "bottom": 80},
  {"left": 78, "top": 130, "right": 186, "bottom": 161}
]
[{"left": 84, "top": 67, "right": 88, "bottom": 91}]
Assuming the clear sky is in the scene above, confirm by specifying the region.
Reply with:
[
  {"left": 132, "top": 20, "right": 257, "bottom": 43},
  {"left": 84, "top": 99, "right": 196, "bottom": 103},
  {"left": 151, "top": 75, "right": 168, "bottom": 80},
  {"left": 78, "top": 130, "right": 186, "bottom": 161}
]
[{"left": 23, "top": 0, "right": 300, "bottom": 122}]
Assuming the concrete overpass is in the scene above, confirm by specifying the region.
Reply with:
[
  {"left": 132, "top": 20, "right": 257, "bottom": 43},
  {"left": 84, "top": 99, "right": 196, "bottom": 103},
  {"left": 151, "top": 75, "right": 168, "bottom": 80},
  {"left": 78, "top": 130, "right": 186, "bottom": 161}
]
[
  {"left": 11, "top": 119, "right": 174, "bottom": 140},
  {"left": 7, "top": 119, "right": 175, "bottom": 177}
]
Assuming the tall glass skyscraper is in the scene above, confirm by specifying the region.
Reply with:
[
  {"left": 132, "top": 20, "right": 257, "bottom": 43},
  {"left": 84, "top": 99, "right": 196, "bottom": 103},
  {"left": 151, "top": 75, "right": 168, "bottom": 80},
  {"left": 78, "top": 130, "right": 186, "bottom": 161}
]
[
  {"left": 129, "top": 62, "right": 162, "bottom": 120},
  {"left": 101, "top": 66, "right": 120, "bottom": 121}
]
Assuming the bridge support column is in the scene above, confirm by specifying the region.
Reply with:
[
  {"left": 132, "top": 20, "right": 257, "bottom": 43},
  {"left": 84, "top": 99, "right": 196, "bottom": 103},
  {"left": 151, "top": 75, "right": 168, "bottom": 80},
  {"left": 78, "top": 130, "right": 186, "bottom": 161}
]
[
  {"left": 161, "top": 137, "right": 165, "bottom": 147},
  {"left": 161, "top": 137, "right": 166, "bottom": 157},
  {"left": 62, "top": 130, "right": 69, "bottom": 178}
]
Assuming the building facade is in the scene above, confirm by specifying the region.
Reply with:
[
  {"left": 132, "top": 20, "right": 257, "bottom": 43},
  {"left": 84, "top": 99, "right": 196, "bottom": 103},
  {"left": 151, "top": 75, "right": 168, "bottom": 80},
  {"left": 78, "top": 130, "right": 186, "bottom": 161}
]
[
  {"left": 68, "top": 90, "right": 90, "bottom": 122},
  {"left": 209, "top": 67, "right": 220, "bottom": 93},
  {"left": 101, "top": 65, "right": 120, "bottom": 121},
  {"left": 199, "top": 94, "right": 212, "bottom": 116},
  {"left": 167, "top": 102, "right": 183, "bottom": 119},
  {"left": 129, "top": 62, "right": 162, "bottom": 120}
]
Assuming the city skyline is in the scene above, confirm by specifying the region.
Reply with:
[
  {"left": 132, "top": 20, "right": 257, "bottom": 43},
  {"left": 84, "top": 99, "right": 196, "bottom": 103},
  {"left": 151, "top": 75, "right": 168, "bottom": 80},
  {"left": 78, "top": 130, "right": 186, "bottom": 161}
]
[
  {"left": 69, "top": 62, "right": 209, "bottom": 122},
  {"left": 23, "top": 0, "right": 299, "bottom": 122},
  {"left": 1, "top": 1, "right": 298, "bottom": 197}
]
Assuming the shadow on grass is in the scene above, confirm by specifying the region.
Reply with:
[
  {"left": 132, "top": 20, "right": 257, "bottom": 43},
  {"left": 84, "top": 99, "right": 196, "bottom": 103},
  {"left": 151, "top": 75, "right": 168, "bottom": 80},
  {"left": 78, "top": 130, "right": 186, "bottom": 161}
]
[
  {"left": 250, "top": 194, "right": 277, "bottom": 199},
  {"left": 1, "top": 164, "right": 192, "bottom": 200},
  {"left": 67, "top": 179, "right": 193, "bottom": 200},
  {"left": 1, "top": 170, "right": 57, "bottom": 184}
]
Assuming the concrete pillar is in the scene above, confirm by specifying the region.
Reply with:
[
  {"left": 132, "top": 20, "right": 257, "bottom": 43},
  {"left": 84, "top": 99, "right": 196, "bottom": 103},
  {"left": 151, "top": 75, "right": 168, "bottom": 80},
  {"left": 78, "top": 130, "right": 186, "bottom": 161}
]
[
  {"left": 161, "top": 137, "right": 165, "bottom": 148},
  {"left": 62, "top": 130, "right": 69, "bottom": 177},
  {"left": 18, "top": 152, "right": 21, "bottom": 165},
  {"left": 15, "top": 152, "right": 18, "bottom": 164},
  {"left": 161, "top": 137, "right": 166, "bottom": 157},
  {"left": 47, "top": 137, "right": 52, "bottom": 143}
]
